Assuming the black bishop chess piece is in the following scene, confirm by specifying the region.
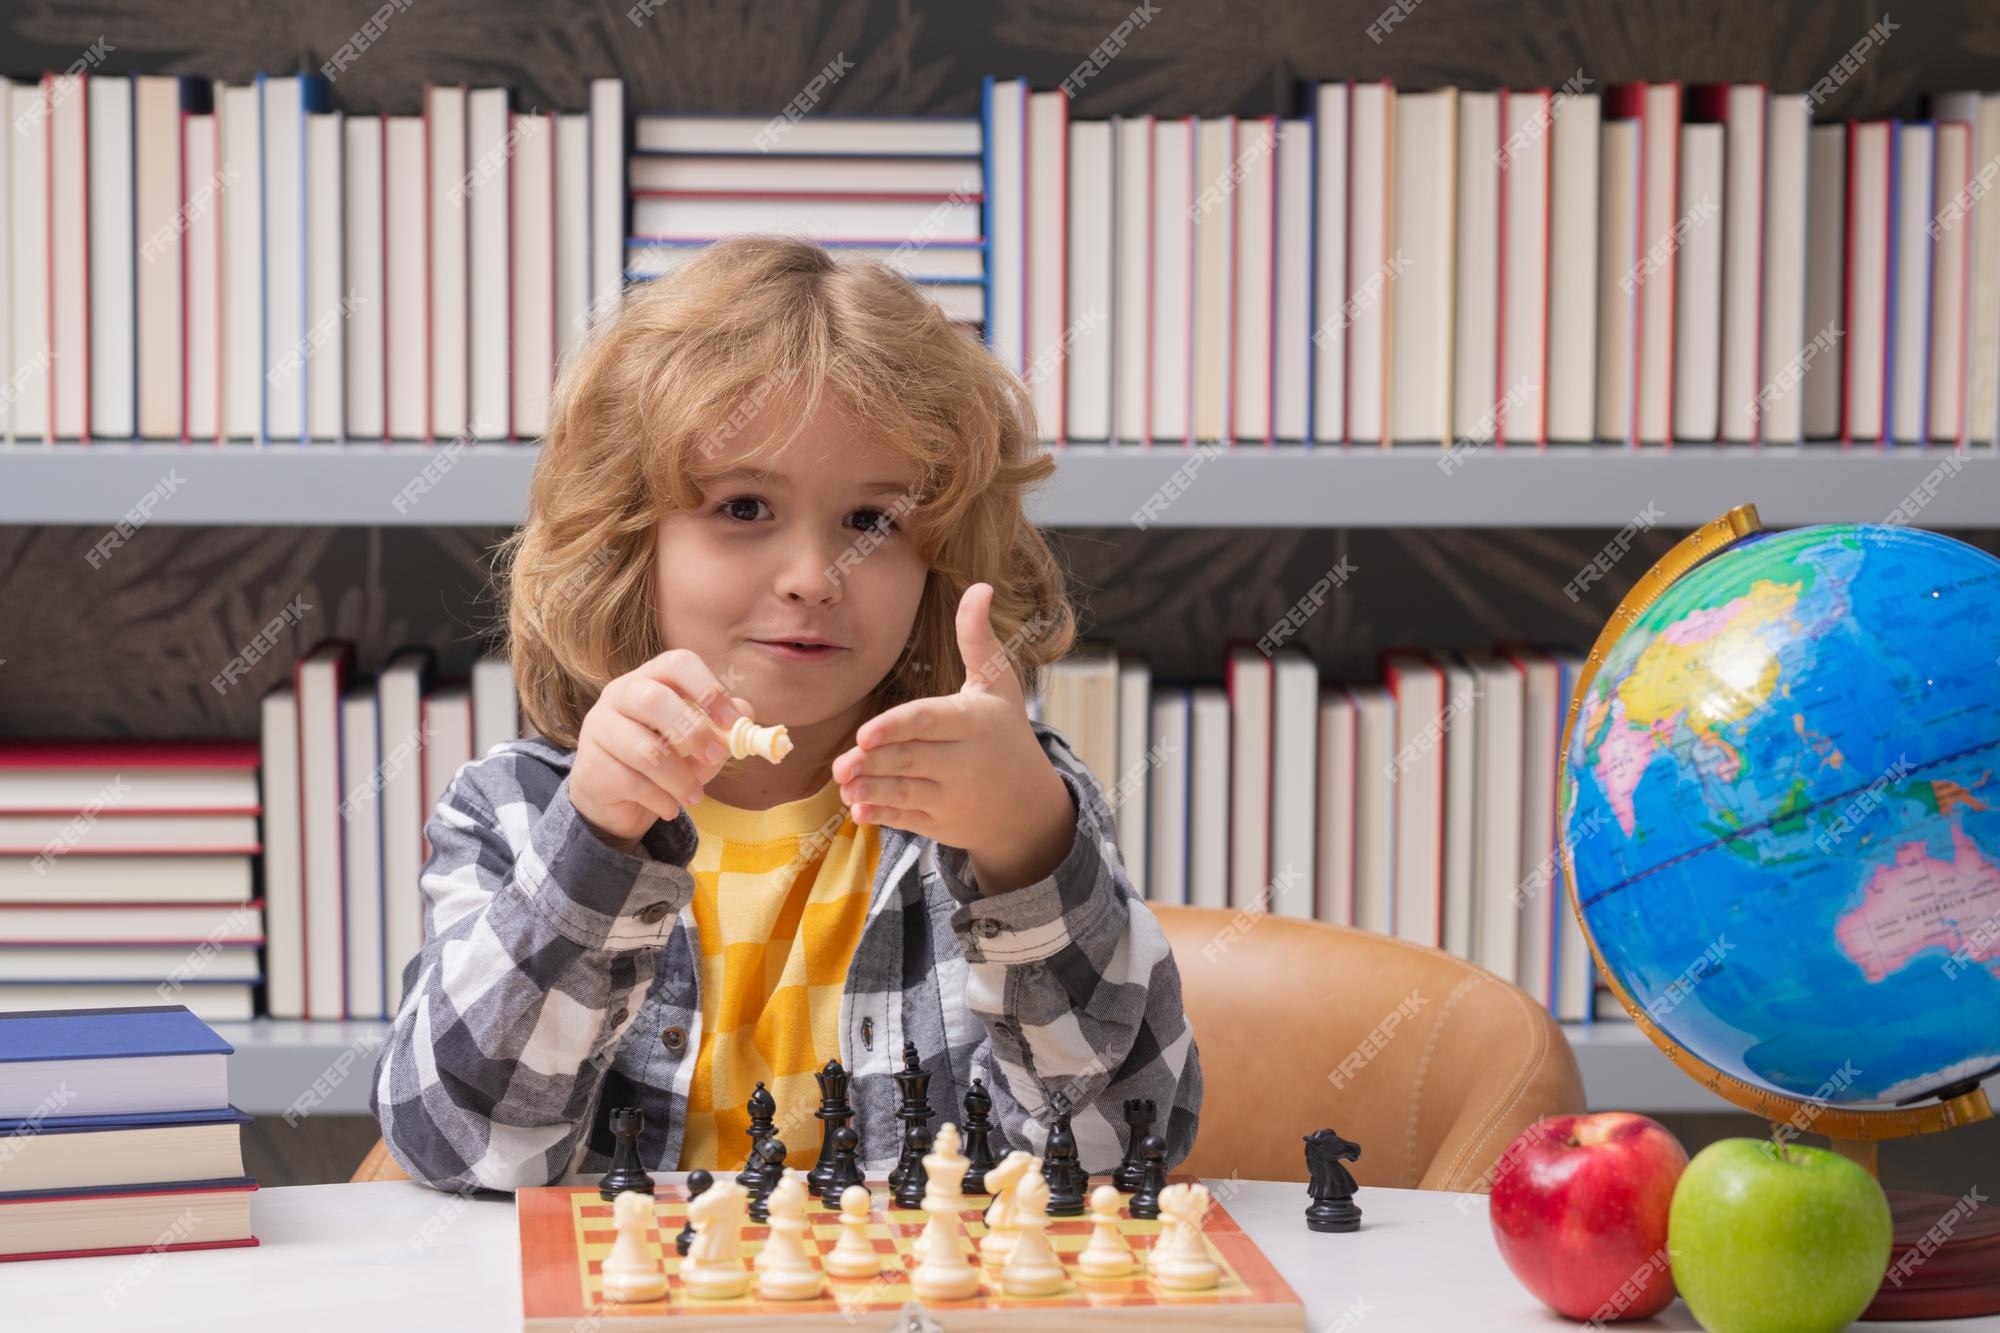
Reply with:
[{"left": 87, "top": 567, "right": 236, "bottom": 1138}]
[
  {"left": 598, "top": 1106, "right": 655, "bottom": 1201},
  {"left": 1040, "top": 1092, "right": 1087, "bottom": 1217},
  {"left": 892, "top": 1115, "right": 933, "bottom": 1210},
  {"left": 817, "top": 1125, "right": 865, "bottom": 1209},
  {"left": 675, "top": 1170, "right": 712, "bottom": 1255},
  {"left": 886, "top": 1041, "right": 933, "bottom": 1199},
  {"left": 959, "top": 1077, "right": 998, "bottom": 1196},
  {"left": 1111, "top": 1097, "right": 1155, "bottom": 1193},
  {"left": 1304, "top": 1128, "right": 1364, "bottom": 1233},
  {"left": 737, "top": 1082, "right": 776, "bottom": 1189},
  {"left": 806, "top": 1059, "right": 855, "bottom": 1200},
  {"left": 747, "top": 1135, "right": 787, "bottom": 1223},
  {"left": 1128, "top": 1133, "right": 1167, "bottom": 1220}
]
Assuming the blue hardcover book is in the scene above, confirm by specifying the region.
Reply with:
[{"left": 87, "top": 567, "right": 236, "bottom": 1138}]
[{"left": 0, "top": 1005, "right": 232, "bottom": 1121}]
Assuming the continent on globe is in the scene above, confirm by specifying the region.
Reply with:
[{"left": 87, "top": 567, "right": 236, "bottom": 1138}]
[{"left": 1834, "top": 822, "right": 2000, "bottom": 982}]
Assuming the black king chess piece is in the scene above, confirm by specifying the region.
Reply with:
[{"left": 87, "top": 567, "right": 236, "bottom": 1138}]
[
  {"left": 737, "top": 1082, "right": 776, "bottom": 1189},
  {"left": 1110, "top": 1097, "right": 1155, "bottom": 1193},
  {"left": 959, "top": 1077, "right": 999, "bottom": 1196},
  {"left": 598, "top": 1106, "right": 655, "bottom": 1200},
  {"left": 886, "top": 1041, "right": 933, "bottom": 1198},
  {"left": 675, "top": 1170, "right": 713, "bottom": 1255},
  {"left": 1040, "top": 1091, "right": 1087, "bottom": 1217},
  {"left": 1304, "top": 1128, "right": 1364, "bottom": 1233},
  {"left": 807, "top": 1059, "right": 855, "bottom": 1199}
]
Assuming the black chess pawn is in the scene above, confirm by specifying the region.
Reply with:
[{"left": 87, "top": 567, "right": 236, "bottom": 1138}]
[
  {"left": 1040, "top": 1093, "right": 1087, "bottom": 1217},
  {"left": 1110, "top": 1097, "right": 1155, "bottom": 1193},
  {"left": 807, "top": 1058, "right": 855, "bottom": 1199},
  {"left": 747, "top": 1136, "right": 787, "bottom": 1223},
  {"left": 817, "top": 1125, "right": 865, "bottom": 1209},
  {"left": 737, "top": 1082, "right": 776, "bottom": 1189},
  {"left": 959, "top": 1077, "right": 998, "bottom": 1196},
  {"left": 676, "top": 1170, "right": 712, "bottom": 1255},
  {"left": 892, "top": 1116, "right": 933, "bottom": 1210},
  {"left": 1128, "top": 1133, "right": 1167, "bottom": 1220},
  {"left": 1304, "top": 1128, "right": 1364, "bottom": 1233},
  {"left": 598, "top": 1106, "right": 655, "bottom": 1200},
  {"left": 886, "top": 1041, "right": 932, "bottom": 1197}
]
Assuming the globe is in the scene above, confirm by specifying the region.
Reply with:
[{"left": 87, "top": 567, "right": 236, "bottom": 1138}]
[{"left": 1560, "top": 516, "right": 2000, "bottom": 1111}]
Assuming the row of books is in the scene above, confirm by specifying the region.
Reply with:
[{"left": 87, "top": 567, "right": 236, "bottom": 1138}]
[
  {"left": 262, "top": 644, "right": 525, "bottom": 1021},
  {"left": 0, "top": 1005, "right": 257, "bottom": 1262},
  {"left": 984, "top": 77, "right": 2000, "bottom": 449},
  {"left": 0, "top": 740, "right": 266, "bottom": 1022},
  {"left": 0, "top": 70, "right": 627, "bottom": 444},
  {"left": 1033, "top": 642, "right": 1609, "bottom": 1022}
]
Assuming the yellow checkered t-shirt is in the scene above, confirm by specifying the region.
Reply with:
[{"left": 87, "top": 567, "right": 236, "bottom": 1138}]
[{"left": 677, "top": 775, "right": 877, "bottom": 1172}]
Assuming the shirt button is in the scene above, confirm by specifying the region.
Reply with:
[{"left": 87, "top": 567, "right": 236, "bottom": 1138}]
[
  {"left": 636, "top": 901, "right": 671, "bottom": 925},
  {"left": 607, "top": 1007, "right": 629, "bottom": 1028},
  {"left": 660, "top": 1026, "right": 688, "bottom": 1054},
  {"left": 978, "top": 918, "right": 1002, "bottom": 939}
]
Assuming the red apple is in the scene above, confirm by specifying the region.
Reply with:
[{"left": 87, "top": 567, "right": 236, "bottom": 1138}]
[{"left": 1487, "top": 1111, "right": 1690, "bottom": 1322}]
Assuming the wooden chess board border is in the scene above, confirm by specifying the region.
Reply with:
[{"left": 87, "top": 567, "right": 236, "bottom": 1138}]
[{"left": 519, "top": 1178, "right": 1307, "bottom": 1331}]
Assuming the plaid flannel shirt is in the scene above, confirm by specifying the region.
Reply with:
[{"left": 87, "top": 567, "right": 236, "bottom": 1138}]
[{"left": 370, "top": 721, "right": 1202, "bottom": 1192}]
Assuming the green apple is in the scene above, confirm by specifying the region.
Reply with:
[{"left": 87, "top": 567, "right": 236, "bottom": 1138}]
[{"left": 1668, "top": 1139, "right": 1892, "bottom": 1333}]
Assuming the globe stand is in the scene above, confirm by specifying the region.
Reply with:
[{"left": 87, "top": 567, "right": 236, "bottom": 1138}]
[{"left": 1558, "top": 504, "right": 2000, "bottom": 1323}]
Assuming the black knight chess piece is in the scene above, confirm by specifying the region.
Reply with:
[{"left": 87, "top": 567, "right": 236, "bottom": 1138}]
[
  {"left": 1111, "top": 1097, "right": 1155, "bottom": 1193},
  {"left": 807, "top": 1059, "right": 855, "bottom": 1199},
  {"left": 1040, "top": 1092, "right": 1087, "bottom": 1217},
  {"left": 676, "top": 1170, "right": 713, "bottom": 1255},
  {"left": 737, "top": 1082, "right": 777, "bottom": 1189},
  {"left": 960, "top": 1078, "right": 999, "bottom": 1196},
  {"left": 1304, "top": 1128, "right": 1364, "bottom": 1233},
  {"left": 598, "top": 1106, "right": 655, "bottom": 1200}
]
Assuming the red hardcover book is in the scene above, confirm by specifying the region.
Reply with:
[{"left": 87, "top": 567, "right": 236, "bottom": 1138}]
[{"left": 0, "top": 1180, "right": 258, "bottom": 1264}]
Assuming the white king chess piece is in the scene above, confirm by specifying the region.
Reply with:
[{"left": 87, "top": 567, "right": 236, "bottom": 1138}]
[
  {"left": 908, "top": 1127, "right": 982, "bottom": 1303},
  {"left": 599, "top": 1190, "right": 668, "bottom": 1303}
]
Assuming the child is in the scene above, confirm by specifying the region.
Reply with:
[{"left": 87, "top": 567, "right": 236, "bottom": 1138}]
[{"left": 372, "top": 235, "right": 1202, "bottom": 1191}]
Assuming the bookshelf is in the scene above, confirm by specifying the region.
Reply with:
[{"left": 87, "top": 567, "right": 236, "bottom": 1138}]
[{"left": 9, "top": 442, "right": 1999, "bottom": 528}]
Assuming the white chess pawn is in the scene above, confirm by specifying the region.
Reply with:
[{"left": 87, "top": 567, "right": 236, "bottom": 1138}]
[
  {"left": 1150, "top": 1182, "right": 1220, "bottom": 1292},
  {"left": 1073, "top": 1184, "right": 1136, "bottom": 1279},
  {"left": 682, "top": 1179, "right": 754, "bottom": 1300},
  {"left": 823, "top": 1185, "right": 883, "bottom": 1279},
  {"left": 977, "top": 1151, "right": 1034, "bottom": 1267},
  {"left": 998, "top": 1173, "right": 1066, "bottom": 1298},
  {"left": 599, "top": 1190, "right": 668, "bottom": 1303},
  {"left": 908, "top": 1133, "right": 983, "bottom": 1303},
  {"left": 754, "top": 1169, "right": 825, "bottom": 1301}
]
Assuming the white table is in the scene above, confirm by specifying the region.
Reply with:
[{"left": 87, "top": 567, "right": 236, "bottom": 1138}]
[{"left": 1, "top": 1177, "right": 1992, "bottom": 1331}]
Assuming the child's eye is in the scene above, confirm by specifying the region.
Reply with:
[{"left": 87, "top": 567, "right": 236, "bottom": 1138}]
[
  {"left": 717, "top": 497, "right": 769, "bottom": 522},
  {"left": 850, "top": 508, "right": 898, "bottom": 536}
]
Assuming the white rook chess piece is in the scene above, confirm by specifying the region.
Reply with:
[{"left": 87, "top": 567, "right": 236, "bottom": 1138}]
[
  {"left": 908, "top": 1130, "right": 983, "bottom": 1303},
  {"left": 1074, "top": 1184, "right": 1136, "bottom": 1279},
  {"left": 599, "top": 1190, "right": 668, "bottom": 1303},
  {"left": 823, "top": 1185, "right": 882, "bottom": 1279},
  {"left": 1150, "top": 1182, "right": 1220, "bottom": 1291},
  {"left": 754, "top": 1169, "right": 825, "bottom": 1301},
  {"left": 998, "top": 1173, "right": 1065, "bottom": 1298},
  {"left": 682, "top": 1179, "right": 754, "bottom": 1300},
  {"left": 977, "top": 1151, "right": 1034, "bottom": 1267}
]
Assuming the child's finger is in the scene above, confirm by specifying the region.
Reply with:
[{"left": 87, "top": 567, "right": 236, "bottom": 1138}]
[
  {"left": 613, "top": 675, "right": 729, "bottom": 763},
  {"left": 839, "top": 774, "right": 946, "bottom": 812},
  {"left": 855, "top": 696, "right": 971, "bottom": 749},
  {"left": 598, "top": 709, "right": 709, "bottom": 807},
  {"left": 634, "top": 647, "right": 742, "bottom": 730}
]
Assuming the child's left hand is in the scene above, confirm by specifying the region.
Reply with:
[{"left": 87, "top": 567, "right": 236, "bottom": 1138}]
[{"left": 831, "top": 582, "right": 1076, "bottom": 894}]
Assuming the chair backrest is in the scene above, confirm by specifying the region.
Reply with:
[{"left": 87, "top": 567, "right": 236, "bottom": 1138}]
[{"left": 1151, "top": 904, "right": 1585, "bottom": 1191}]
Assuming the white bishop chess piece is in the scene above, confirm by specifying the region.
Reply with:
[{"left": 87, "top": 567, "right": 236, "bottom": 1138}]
[
  {"left": 908, "top": 1124, "right": 983, "bottom": 1302},
  {"left": 1074, "top": 1184, "right": 1137, "bottom": 1279},
  {"left": 754, "top": 1169, "right": 825, "bottom": 1301},
  {"left": 599, "top": 1190, "right": 668, "bottom": 1303},
  {"left": 681, "top": 1179, "right": 754, "bottom": 1300},
  {"left": 998, "top": 1172, "right": 1066, "bottom": 1298}
]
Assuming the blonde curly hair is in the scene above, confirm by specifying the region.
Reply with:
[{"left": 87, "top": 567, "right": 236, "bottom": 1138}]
[{"left": 496, "top": 235, "right": 1078, "bottom": 748}]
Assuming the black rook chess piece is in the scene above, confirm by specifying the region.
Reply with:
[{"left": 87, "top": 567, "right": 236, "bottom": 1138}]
[
  {"left": 818, "top": 1125, "right": 865, "bottom": 1209},
  {"left": 1040, "top": 1092, "right": 1087, "bottom": 1217},
  {"left": 886, "top": 1042, "right": 933, "bottom": 1198},
  {"left": 598, "top": 1106, "right": 655, "bottom": 1200},
  {"left": 807, "top": 1059, "right": 855, "bottom": 1199},
  {"left": 892, "top": 1116, "right": 933, "bottom": 1210},
  {"left": 1304, "top": 1128, "right": 1364, "bottom": 1233},
  {"left": 1111, "top": 1098, "right": 1155, "bottom": 1193},
  {"left": 676, "top": 1170, "right": 713, "bottom": 1255},
  {"left": 747, "top": 1136, "right": 787, "bottom": 1223},
  {"left": 737, "top": 1082, "right": 777, "bottom": 1189},
  {"left": 1128, "top": 1133, "right": 1168, "bottom": 1220},
  {"left": 960, "top": 1078, "right": 998, "bottom": 1196}
]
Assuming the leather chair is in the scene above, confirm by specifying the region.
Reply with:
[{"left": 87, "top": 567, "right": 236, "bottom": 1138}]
[{"left": 351, "top": 905, "right": 1585, "bottom": 1191}]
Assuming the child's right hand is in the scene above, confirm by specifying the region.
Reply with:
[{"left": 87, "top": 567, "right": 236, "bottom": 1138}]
[{"left": 570, "top": 649, "right": 752, "bottom": 851}]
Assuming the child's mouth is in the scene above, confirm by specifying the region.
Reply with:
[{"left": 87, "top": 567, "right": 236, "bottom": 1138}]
[{"left": 753, "top": 639, "right": 844, "bottom": 661}]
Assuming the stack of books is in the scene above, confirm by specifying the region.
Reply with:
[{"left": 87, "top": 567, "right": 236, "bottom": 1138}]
[
  {"left": 0, "top": 742, "right": 264, "bottom": 1022},
  {"left": 260, "top": 644, "right": 523, "bottom": 1021},
  {"left": 623, "top": 113, "right": 988, "bottom": 327},
  {"left": 1033, "top": 641, "right": 1610, "bottom": 1023},
  {"left": 0, "top": 1004, "right": 257, "bottom": 1262}
]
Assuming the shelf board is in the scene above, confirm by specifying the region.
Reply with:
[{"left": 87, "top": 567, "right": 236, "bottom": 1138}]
[{"left": 4, "top": 441, "right": 1997, "bottom": 528}]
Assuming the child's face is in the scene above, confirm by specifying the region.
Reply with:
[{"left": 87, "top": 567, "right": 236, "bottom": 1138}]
[{"left": 654, "top": 395, "right": 930, "bottom": 735}]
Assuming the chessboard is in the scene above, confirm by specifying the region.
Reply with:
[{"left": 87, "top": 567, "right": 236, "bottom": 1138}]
[{"left": 517, "top": 1179, "right": 1307, "bottom": 1331}]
